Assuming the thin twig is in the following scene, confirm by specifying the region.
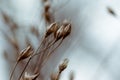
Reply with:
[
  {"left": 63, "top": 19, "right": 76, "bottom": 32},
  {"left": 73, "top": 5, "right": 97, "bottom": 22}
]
[{"left": 10, "top": 62, "right": 19, "bottom": 80}]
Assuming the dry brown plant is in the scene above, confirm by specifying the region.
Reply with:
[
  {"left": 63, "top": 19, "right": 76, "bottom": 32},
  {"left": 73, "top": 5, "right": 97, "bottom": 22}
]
[{"left": 1, "top": 0, "right": 73, "bottom": 80}]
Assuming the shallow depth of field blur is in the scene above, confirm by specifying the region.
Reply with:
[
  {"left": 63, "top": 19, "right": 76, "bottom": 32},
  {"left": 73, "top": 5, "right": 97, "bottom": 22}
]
[{"left": 1, "top": 0, "right": 120, "bottom": 80}]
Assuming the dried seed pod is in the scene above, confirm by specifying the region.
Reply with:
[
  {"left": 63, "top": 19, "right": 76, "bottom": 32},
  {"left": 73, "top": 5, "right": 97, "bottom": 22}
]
[
  {"left": 45, "top": 22, "right": 58, "bottom": 37},
  {"left": 44, "top": 12, "right": 52, "bottom": 23},
  {"left": 107, "top": 7, "right": 116, "bottom": 16},
  {"left": 59, "top": 58, "right": 69, "bottom": 72},
  {"left": 2, "top": 12, "right": 10, "bottom": 24},
  {"left": 44, "top": 1, "right": 51, "bottom": 12},
  {"left": 55, "top": 25, "right": 64, "bottom": 41},
  {"left": 22, "top": 72, "right": 39, "bottom": 80},
  {"left": 17, "top": 46, "right": 33, "bottom": 62},
  {"left": 63, "top": 23, "right": 71, "bottom": 38}
]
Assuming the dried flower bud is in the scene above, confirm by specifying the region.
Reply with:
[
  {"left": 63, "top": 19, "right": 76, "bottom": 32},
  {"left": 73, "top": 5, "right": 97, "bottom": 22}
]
[
  {"left": 17, "top": 46, "right": 33, "bottom": 62},
  {"left": 63, "top": 23, "right": 71, "bottom": 38},
  {"left": 2, "top": 12, "right": 10, "bottom": 24},
  {"left": 107, "top": 7, "right": 116, "bottom": 16},
  {"left": 44, "top": 12, "right": 52, "bottom": 23},
  {"left": 45, "top": 22, "right": 58, "bottom": 37},
  {"left": 44, "top": 1, "right": 50, "bottom": 12},
  {"left": 22, "top": 72, "right": 39, "bottom": 80},
  {"left": 55, "top": 25, "right": 64, "bottom": 41},
  {"left": 59, "top": 58, "right": 69, "bottom": 72}
]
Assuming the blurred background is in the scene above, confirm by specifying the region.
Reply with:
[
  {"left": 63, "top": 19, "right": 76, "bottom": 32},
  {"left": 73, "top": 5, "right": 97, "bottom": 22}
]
[{"left": 0, "top": 0, "right": 120, "bottom": 80}]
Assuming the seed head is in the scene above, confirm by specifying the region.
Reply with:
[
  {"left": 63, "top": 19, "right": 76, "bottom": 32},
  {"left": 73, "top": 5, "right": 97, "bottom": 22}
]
[
  {"left": 44, "top": 12, "right": 51, "bottom": 23},
  {"left": 44, "top": 1, "right": 51, "bottom": 12},
  {"left": 54, "top": 25, "right": 64, "bottom": 41},
  {"left": 59, "top": 58, "right": 69, "bottom": 72},
  {"left": 17, "top": 46, "right": 33, "bottom": 62},
  {"left": 63, "top": 23, "right": 71, "bottom": 38},
  {"left": 45, "top": 22, "right": 58, "bottom": 37},
  {"left": 107, "top": 7, "right": 116, "bottom": 16}
]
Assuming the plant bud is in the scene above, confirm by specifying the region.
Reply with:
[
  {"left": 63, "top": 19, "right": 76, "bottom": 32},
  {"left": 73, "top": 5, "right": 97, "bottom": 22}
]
[
  {"left": 17, "top": 46, "right": 33, "bottom": 62},
  {"left": 44, "top": 1, "right": 50, "bottom": 12},
  {"left": 55, "top": 26, "right": 64, "bottom": 41},
  {"left": 107, "top": 7, "right": 116, "bottom": 16},
  {"left": 45, "top": 22, "right": 58, "bottom": 37},
  {"left": 59, "top": 58, "right": 69, "bottom": 72},
  {"left": 63, "top": 23, "right": 71, "bottom": 38},
  {"left": 44, "top": 12, "right": 51, "bottom": 23}
]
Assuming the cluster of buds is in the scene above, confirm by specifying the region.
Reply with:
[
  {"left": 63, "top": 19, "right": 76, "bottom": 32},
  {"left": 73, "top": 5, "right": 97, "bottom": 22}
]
[
  {"left": 17, "top": 46, "right": 33, "bottom": 62},
  {"left": 45, "top": 22, "right": 58, "bottom": 38},
  {"left": 45, "top": 20, "right": 71, "bottom": 41}
]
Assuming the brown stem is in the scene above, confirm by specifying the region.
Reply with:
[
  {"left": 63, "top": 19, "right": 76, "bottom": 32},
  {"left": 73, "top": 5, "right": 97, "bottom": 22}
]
[
  {"left": 10, "top": 61, "right": 19, "bottom": 80},
  {"left": 18, "top": 57, "right": 32, "bottom": 80},
  {"left": 33, "top": 37, "right": 46, "bottom": 73},
  {"left": 34, "top": 38, "right": 55, "bottom": 73},
  {"left": 17, "top": 39, "right": 57, "bottom": 80},
  {"left": 40, "top": 39, "right": 63, "bottom": 69}
]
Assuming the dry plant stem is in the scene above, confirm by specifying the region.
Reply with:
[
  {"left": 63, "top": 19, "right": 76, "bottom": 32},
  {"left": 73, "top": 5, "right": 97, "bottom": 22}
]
[
  {"left": 35, "top": 39, "right": 63, "bottom": 79},
  {"left": 34, "top": 39, "right": 57, "bottom": 57},
  {"left": 36, "top": 37, "right": 46, "bottom": 54},
  {"left": 40, "top": 38, "right": 64, "bottom": 69},
  {"left": 17, "top": 38, "right": 45, "bottom": 80},
  {"left": 33, "top": 37, "right": 47, "bottom": 73},
  {"left": 10, "top": 62, "right": 19, "bottom": 80},
  {"left": 19, "top": 61, "right": 33, "bottom": 73},
  {"left": 17, "top": 39, "right": 57, "bottom": 80},
  {"left": 56, "top": 71, "right": 62, "bottom": 80},
  {"left": 34, "top": 38, "right": 55, "bottom": 73},
  {"left": 18, "top": 57, "right": 32, "bottom": 80},
  {"left": 34, "top": 37, "right": 54, "bottom": 61},
  {"left": 33, "top": 35, "right": 53, "bottom": 71}
]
